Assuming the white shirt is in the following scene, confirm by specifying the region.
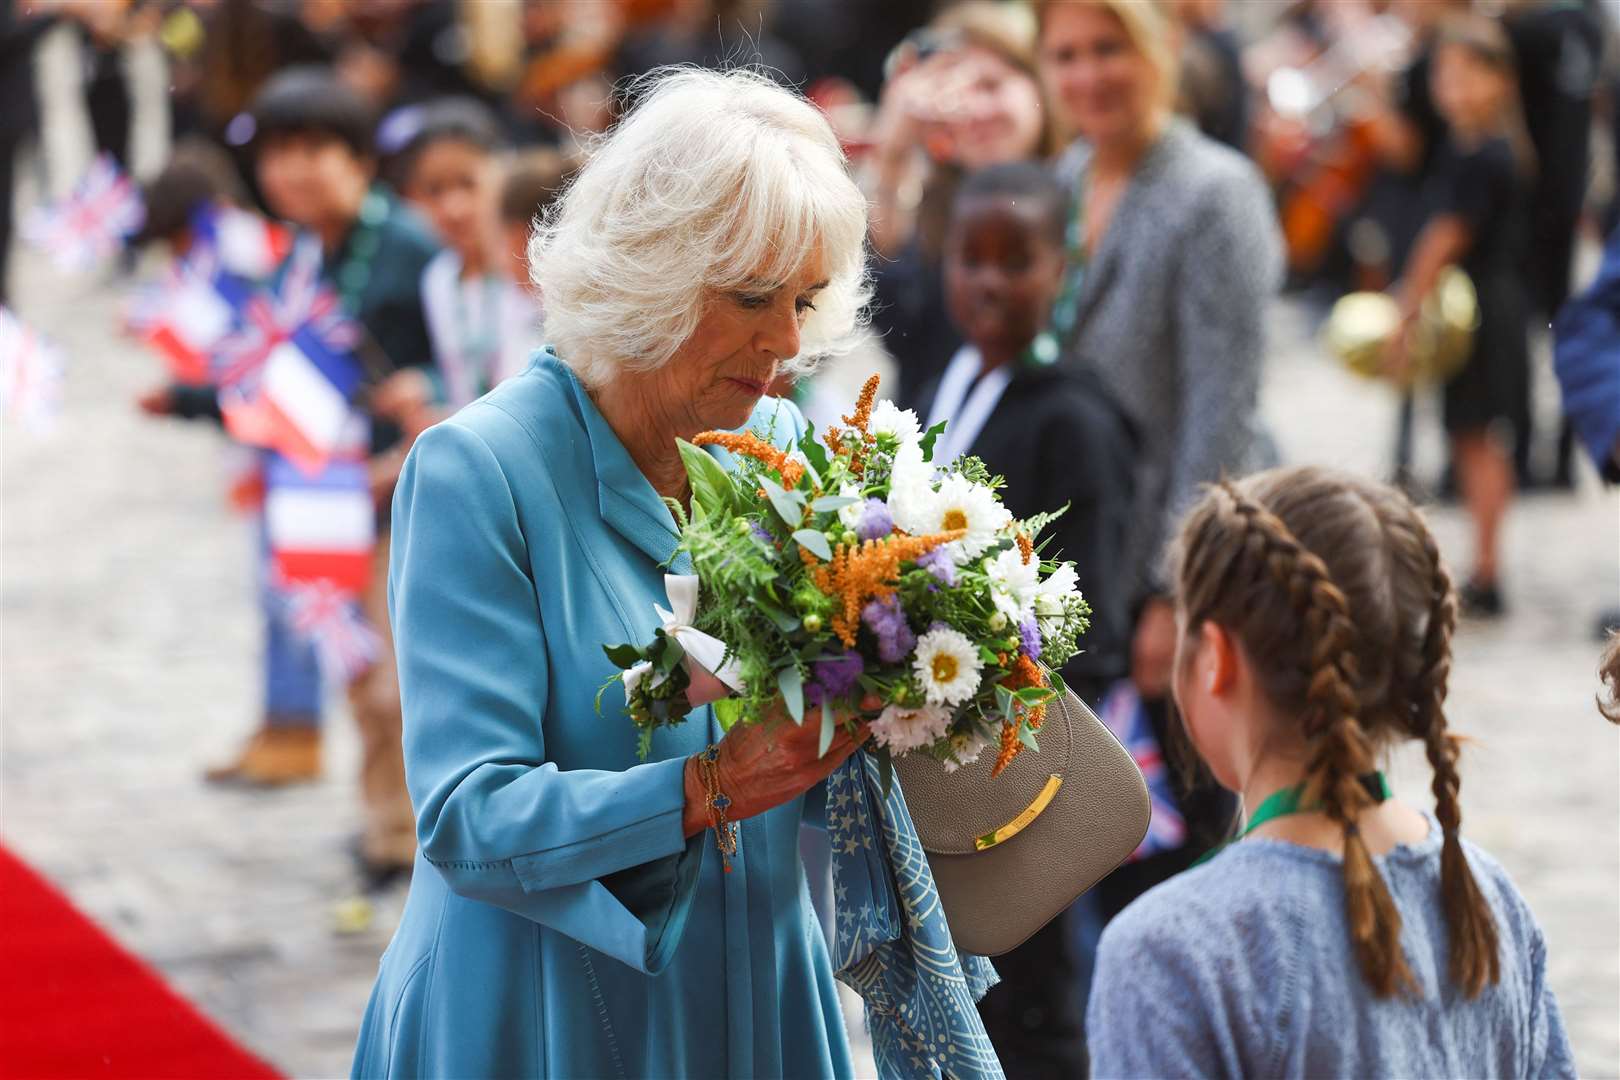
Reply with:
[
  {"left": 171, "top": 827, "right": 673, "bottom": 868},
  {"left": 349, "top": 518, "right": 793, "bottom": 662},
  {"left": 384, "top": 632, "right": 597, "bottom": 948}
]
[{"left": 924, "top": 345, "right": 1014, "bottom": 466}]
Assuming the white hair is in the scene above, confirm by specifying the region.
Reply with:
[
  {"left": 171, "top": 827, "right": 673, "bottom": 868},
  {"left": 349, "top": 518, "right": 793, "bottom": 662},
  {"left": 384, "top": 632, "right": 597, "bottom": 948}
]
[{"left": 528, "top": 67, "right": 870, "bottom": 387}]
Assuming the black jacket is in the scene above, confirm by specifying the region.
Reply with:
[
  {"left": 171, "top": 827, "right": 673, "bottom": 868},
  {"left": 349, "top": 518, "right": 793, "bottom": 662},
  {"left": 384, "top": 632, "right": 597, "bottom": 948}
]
[{"left": 911, "top": 362, "right": 1138, "bottom": 706}]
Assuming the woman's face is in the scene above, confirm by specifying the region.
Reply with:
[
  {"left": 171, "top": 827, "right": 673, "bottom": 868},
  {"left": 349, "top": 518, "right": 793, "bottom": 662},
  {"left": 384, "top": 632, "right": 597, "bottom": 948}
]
[
  {"left": 404, "top": 139, "right": 499, "bottom": 263},
  {"left": 1039, "top": 4, "right": 1162, "bottom": 147},
  {"left": 942, "top": 46, "right": 1046, "bottom": 169},
  {"left": 647, "top": 252, "right": 829, "bottom": 434}
]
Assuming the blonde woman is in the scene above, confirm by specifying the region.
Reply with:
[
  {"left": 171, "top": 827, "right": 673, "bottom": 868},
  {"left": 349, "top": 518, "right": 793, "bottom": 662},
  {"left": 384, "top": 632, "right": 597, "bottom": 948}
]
[{"left": 1036, "top": 0, "right": 1282, "bottom": 704}]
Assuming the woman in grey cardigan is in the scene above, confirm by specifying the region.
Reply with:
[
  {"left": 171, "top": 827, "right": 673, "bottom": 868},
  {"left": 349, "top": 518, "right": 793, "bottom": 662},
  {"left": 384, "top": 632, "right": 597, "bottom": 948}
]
[{"left": 1036, "top": 0, "right": 1283, "bottom": 702}]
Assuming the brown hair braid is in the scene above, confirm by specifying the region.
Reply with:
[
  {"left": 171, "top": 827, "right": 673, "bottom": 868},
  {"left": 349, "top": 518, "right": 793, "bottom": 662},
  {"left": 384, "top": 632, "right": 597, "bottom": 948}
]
[{"left": 1172, "top": 466, "right": 1501, "bottom": 999}]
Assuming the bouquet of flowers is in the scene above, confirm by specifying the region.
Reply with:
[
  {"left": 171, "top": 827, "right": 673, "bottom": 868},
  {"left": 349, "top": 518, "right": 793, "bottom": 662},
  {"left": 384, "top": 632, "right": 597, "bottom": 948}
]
[{"left": 601, "top": 375, "right": 1091, "bottom": 784}]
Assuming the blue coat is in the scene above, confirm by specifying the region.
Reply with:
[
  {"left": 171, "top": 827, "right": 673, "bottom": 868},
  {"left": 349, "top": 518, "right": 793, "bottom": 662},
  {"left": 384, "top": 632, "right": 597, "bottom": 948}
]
[
  {"left": 1553, "top": 226, "right": 1620, "bottom": 482},
  {"left": 351, "top": 352, "right": 853, "bottom": 1078}
]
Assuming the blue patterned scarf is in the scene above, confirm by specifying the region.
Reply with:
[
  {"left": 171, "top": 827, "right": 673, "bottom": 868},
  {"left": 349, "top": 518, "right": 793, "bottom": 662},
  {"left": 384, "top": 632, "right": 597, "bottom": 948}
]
[{"left": 824, "top": 751, "right": 1004, "bottom": 1080}]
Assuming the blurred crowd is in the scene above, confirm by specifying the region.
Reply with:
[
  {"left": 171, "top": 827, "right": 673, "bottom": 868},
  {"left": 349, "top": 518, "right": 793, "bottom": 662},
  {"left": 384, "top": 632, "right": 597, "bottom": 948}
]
[{"left": 5, "top": 0, "right": 1620, "bottom": 1074}]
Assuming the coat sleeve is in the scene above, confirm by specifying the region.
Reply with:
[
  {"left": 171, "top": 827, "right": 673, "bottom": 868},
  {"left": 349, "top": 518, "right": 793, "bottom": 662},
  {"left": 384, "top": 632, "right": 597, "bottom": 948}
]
[
  {"left": 1553, "top": 230, "right": 1620, "bottom": 482},
  {"left": 389, "top": 419, "right": 703, "bottom": 975},
  {"left": 1165, "top": 166, "right": 1282, "bottom": 587}
]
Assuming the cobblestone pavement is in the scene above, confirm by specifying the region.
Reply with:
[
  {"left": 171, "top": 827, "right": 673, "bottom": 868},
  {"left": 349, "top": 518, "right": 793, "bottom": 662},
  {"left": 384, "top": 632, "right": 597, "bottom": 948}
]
[{"left": 4, "top": 243, "right": 1617, "bottom": 1077}]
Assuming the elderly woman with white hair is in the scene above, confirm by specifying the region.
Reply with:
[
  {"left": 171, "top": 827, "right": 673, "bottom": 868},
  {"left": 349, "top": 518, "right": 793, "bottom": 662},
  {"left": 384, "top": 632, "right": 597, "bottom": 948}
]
[{"left": 350, "top": 69, "right": 872, "bottom": 1077}]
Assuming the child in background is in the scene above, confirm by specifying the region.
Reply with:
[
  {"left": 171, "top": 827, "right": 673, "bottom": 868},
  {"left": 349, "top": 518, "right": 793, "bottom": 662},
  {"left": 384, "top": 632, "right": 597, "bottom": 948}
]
[
  {"left": 1088, "top": 465, "right": 1574, "bottom": 1077},
  {"left": 392, "top": 99, "right": 544, "bottom": 411},
  {"left": 128, "top": 139, "right": 331, "bottom": 789},
  {"left": 219, "top": 67, "right": 440, "bottom": 887},
  {"left": 915, "top": 160, "right": 1135, "bottom": 1079},
  {"left": 1388, "top": 15, "right": 1533, "bottom": 617},
  {"left": 497, "top": 147, "right": 571, "bottom": 297}
]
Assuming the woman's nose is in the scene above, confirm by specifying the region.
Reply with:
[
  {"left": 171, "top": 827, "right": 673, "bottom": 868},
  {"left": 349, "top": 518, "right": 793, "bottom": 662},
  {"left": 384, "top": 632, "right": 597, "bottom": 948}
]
[{"left": 755, "top": 299, "right": 802, "bottom": 361}]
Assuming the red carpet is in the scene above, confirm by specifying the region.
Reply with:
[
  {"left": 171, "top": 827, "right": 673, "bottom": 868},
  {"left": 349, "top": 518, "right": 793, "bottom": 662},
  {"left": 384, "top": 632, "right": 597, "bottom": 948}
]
[{"left": 0, "top": 844, "right": 282, "bottom": 1079}]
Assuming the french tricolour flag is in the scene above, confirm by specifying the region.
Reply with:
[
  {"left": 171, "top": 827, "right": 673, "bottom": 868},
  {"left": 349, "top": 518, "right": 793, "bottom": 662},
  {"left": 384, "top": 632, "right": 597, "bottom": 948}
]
[{"left": 263, "top": 430, "right": 374, "bottom": 595}]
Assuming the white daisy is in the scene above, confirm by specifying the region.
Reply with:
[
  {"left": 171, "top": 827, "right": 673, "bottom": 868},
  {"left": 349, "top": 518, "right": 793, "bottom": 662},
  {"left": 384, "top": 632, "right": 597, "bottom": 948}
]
[
  {"left": 930, "top": 474, "right": 1011, "bottom": 561},
  {"left": 987, "top": 545, "right": 1040, "bottom": 623},
  {"left": 1035, "top": 562, "right": 1081, "bottom": 636},
  {"left": 870, "top": 702, "right": 952, "bottom": 755},
  {"left": 913, "top": 626, "right": 984, "bottom": 707},
  {"left": 869, "top": 400, "right": 922, "bottom": 448}
]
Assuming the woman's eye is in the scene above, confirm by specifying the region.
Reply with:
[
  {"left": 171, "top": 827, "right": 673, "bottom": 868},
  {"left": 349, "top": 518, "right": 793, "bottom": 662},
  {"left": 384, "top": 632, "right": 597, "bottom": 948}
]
[
  {"left": 795, "top": 297, "right": 817, "bottom": 315},
  {"left": 734, "top": 292, "right": 772, "bottom": 309}
]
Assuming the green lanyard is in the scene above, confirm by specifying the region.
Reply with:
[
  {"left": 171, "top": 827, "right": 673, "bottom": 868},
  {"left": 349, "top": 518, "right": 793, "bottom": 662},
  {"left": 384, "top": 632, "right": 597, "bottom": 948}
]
[
  {"left": 1195, "top": 770, "right": 1391, "bottom": 866},
  {"left": 1048, "top": 174, "right": 1088, "bottom": 344}
]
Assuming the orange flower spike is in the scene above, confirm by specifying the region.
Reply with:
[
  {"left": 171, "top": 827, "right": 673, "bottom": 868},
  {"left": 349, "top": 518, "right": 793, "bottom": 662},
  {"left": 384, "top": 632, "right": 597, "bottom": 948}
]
[
  {"left": 812, "top": 529, "right": 965, "bottom": 645},
  {"left": 1016, "top": 532, "right": 1034, "bottom": 565},
  {"left": 842, "top": 374, "right": 881, "bottom": 435},
  {"left": 991, "top": 722, "right": 1023, "bottom": 777},
  {"left": 692, "top": 431, "right": 804, "bottom": 488}
]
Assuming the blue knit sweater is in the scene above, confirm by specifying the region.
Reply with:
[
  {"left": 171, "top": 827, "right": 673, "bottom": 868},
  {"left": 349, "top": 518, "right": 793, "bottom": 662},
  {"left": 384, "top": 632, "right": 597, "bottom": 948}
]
[{"left": 1087, "top": 816, "right": 1575, "bottom": 1078}]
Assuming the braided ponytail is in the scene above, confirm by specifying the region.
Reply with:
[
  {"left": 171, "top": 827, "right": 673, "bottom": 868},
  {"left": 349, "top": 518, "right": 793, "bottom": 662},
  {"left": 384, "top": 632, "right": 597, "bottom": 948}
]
[
  {"left": 1219, "top": 483, "right": 1416, "bottom": 997},
  {"left": 1414, "top": 526, "right": 1501, "bottom": 997}
]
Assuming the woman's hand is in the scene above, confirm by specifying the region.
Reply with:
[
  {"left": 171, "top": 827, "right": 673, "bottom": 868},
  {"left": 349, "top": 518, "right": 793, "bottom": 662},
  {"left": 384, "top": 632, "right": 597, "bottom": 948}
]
[{"left": 681, "top": 697, "right": 876, "bottom": 838}]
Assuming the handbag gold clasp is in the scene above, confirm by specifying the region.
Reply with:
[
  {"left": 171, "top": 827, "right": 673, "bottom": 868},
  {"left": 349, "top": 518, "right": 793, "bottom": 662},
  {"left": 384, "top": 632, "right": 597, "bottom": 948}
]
[{"left": 974, "top": 774, "right": 1064, "bottom": 850}]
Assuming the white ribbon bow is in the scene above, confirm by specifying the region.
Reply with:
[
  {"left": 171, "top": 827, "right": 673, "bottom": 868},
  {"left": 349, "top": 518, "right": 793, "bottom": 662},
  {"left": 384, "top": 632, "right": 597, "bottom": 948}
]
[{"left": 622, "top": 575, "right": 745, "bottom": 700}]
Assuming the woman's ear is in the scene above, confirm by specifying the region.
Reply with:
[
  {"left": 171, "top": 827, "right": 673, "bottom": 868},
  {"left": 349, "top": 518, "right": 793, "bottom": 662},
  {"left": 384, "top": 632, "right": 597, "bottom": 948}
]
[{"left": 1199, "top": 619, "right": 1239, "bottom": 696}]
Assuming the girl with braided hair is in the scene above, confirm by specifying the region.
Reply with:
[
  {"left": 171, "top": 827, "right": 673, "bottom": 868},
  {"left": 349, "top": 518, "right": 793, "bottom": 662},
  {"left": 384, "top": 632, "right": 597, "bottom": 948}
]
[{"left": 1087, "top": 465, "right": 1574, "bottom": 1078}]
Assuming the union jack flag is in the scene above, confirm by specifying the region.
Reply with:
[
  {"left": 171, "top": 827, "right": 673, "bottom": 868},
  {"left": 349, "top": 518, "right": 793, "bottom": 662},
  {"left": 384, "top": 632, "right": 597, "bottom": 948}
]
[
  {"left": 0, "top": 307, "right": 66, "bottom": 434},
  {"left": 1099, "top": 680, "right": 1187, "bottom": 860},
  {"left": 22, "top": 154, "right": 146, "bottom": 272},
  {"left": 214, "top": 238, "right": 365, "bottom": 474},
  {"left": 278, "top": 576, "right": 380, "bottom": 683}
]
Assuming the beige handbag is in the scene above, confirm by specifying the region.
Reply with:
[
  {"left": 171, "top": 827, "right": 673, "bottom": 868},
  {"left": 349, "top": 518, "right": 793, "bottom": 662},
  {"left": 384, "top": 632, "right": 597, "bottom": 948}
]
[{"left": 894, "top": 688, "right": 1151, "bottom": 956}]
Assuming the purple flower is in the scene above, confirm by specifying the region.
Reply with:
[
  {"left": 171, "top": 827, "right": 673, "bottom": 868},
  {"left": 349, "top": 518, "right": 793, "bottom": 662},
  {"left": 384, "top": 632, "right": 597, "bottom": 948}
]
[
  {"left": 856, "top": 498, "right": 894, "bottom": 542},
  {"left": 861, "top": 596, "right": 917, "bottom": 664},
  {"left": 1018, "top": 617, "right": 1042, "bottom": 662},
  {"left": 749, "top": 521, "right": 774, "bottom": 544},
  {"left": 916, "top": 547, "right": 957, "bottom": 587},
  {"left": 806, "top": 650, "right": 865, "bottom": 706}
]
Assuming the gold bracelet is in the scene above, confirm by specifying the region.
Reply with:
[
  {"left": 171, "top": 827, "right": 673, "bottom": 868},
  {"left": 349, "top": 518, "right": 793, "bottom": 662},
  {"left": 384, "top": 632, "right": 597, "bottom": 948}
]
[{"left": 697, "top": 744, "right": 738, "bottom": 873}]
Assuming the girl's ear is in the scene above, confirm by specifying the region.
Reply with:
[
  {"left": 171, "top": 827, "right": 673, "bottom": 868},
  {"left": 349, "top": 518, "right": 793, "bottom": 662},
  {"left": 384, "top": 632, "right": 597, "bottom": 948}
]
[{"left": 1200, "top": 619, "right": 1239, "bottom": 696}]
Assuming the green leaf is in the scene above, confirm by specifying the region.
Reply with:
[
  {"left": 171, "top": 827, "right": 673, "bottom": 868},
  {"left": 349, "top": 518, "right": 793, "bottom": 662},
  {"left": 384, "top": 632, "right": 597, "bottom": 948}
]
[
  {"left": 994, "top": 683, "right": 1016, "bottom": 720},
  {"left": 978, "top": 645, "right": 1001, "bottom": 666},
  {"left": 1017, "top": 724, "right": 1041, "bottom": 751},
  {"left": 602, "top": 642, "right": 643, "bottom": 669},
  {"left": 798, "top": 422, "right": 831, "bottom": 477},
  {"left": 793, "top": 529, "right": 833, "bottom": 561},
  {"left": 753, "top": 597, "right": 801, "bottom": 634},
  {"left": 1046, "top": 668, "right": 1068, "bottom": 696},
  {"left": 811, "top": 495, "right": 860, "bottom": 513},
  {"left": 714, "top": 697, "right": 744, "bottom": 732},
  {"left": 777, "top": 665, "right": 804, "bottom": 724},
  {"left": 760, "top": 478, "right": 804, "bottom": 529},
  {"left": 877, "top": 747, "right": 894, "bottom": 799},
  {"left": 677, "top": 439, "right": 736, "bottom": 519},
  {"left": 654, "top": 636, "right": 686, "bottom": 675},
  {"left": 1014, "top": 686, "right": 1056, "bottom": 706},
  {"left": 919, "top": 420, "right": 948, "bottom": 462},
  {"left": 818, "top": 701, "right": 837, "bottom": 757}
]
